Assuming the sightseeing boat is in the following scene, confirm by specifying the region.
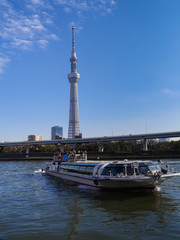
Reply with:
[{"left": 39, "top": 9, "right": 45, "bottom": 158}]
[{"left": 44, "top": 154, "right": 180, "bottom": 190}]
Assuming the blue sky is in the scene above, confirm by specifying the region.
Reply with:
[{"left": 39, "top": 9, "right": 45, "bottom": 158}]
[{"left": 0, "top": 0, "right": 180, "bottom": 141}]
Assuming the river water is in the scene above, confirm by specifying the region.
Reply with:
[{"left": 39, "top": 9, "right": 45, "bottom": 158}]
[{"left": 0, "top": 159, "right": 180, "bottom": 240}]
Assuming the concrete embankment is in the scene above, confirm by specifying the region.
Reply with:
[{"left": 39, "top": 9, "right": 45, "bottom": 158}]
[
  {"left": 0, "top": 153, "right": 53, "bottom": 161},
  {"left": 0, "top": 152, "right": 180, "bottom": 161}
]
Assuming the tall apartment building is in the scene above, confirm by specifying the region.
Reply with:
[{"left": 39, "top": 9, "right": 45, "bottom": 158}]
[
  {"left": 51, "top": 126, "right": 63, "bottom": 140},
  {"left": 28, "top": 135, "right": 43, "bottom": 141}
]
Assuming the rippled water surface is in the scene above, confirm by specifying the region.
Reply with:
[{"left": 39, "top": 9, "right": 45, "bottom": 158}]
[{"left": 1, "top": 160, "right": 180, "bottom": 240}]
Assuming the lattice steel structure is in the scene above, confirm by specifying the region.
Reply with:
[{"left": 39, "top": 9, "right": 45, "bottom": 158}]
[{"left": 68, "top": 26, "right": 81, "bottom": 138}]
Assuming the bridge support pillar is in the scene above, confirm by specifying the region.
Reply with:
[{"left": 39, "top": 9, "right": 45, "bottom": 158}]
[
  {"left": 26, "top": 148, "right": 29, "bottom": 158},
  {"left": 57, "top": 143, "right": 64, "bottom": 153},
  {"left": 98, "top": 144, "right": 104, "bottom": 153},
  {"left": 142, "top": 139, "right": 148, "bottom": 151},
  {"left": 60, "top": 146, "right": 64, "bottom": 153}
]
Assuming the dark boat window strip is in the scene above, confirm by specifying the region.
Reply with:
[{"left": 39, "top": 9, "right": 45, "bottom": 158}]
[
  {"left": 101, "top": 165, "right": 151, "bottom": 176},
  {"left": 60, "top": 164, "right": 95, "bottom": 175}
]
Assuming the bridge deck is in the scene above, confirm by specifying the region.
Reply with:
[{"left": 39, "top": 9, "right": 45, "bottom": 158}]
[{"left": 0, "top": 131, "right": 180, "bottom": 147}]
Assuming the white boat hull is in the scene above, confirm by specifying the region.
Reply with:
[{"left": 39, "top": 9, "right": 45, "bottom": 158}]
[{"left": 45, "top": 170, "right": 161, "bottom": 189}]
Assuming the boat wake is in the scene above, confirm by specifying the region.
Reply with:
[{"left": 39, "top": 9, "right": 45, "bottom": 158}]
[
  {"left": 34, "top": 169, "right": 44, "bottom": 173},
  {"left": 153, "top": 186, "right": 161, "bottom": 192}
]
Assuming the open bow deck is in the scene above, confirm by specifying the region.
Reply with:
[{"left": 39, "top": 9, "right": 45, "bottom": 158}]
[{"left": 45, "top": 154, "right": 180, "bottom": 190}]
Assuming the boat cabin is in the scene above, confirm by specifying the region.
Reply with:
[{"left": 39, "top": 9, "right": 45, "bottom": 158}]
[{"left": 58, "top": 161, "right": 163, "bottom": 178}]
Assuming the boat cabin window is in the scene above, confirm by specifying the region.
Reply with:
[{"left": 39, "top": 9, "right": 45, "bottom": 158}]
[
  {"left": 79, "top": 166, "right": 86, "bottom": 173},
  {"left": 68, "top": 165, "right": 75, "bottom": 171},
  {"left": 86, "top": 166, "right": 94, "bottom": 175},
  {"left": 101, "top": 163, "right": 151, "bottom": 176},
  {"left": 148, "top": 164, "right": 161, "bottom": 172},
  {"left": 127, "top": 166, "right": 135, "bottom": 175},
  {"left": 101, "top": 165, "right": 125, "bottom": 176},
  {"left": 138, "top": 163, "right": 161, "bottom": 174},
  {"left": 61, "top": 164, "right": 70, "bottom": 170},
  {"left": 60, "top": 163, "right": 96, "bottom": 175},
  {"left": 138, "top": 165, "right": 150, "bottom": 174}
]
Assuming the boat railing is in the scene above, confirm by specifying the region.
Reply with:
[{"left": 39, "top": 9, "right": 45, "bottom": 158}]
[
  {"left": 108, "top": 171, "right": 153, "bottom": 179},
  {"left": 68, "top": 153, "right": 87, "bottom": 162}
]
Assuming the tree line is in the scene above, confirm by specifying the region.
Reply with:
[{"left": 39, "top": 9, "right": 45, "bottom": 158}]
[{"left": 1, "top": 140, "right": 180, "bottom": 156}]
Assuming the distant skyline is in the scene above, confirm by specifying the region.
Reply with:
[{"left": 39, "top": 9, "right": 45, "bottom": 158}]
[{"left": 0, "top": 0, "right": 180, "bottom": 141}]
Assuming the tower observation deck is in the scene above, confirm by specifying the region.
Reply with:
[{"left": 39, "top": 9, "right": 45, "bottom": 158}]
[{"left": 68, "top": 26, "right": 81, "bottom": 138}]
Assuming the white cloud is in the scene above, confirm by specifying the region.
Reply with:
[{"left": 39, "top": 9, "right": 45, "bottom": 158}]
[
  {"left": 0, "top": 0, "right": 59, "bottom": 70},
  {"left": 111, "top": 0, "right": 116, "bottom": 5},
  {"left": 162, "top": 88, "right": 180, "bottom": 96},
  {"left": 0, "top": 0, "right": 117, "bottom": 74},
  {"left": 38, "top": 39, "right": 49, "bottom": 48},
  {"left": 31, "top": 0, "right": 44, "bottom": 5},
  {"left": 49, "top": 33, "right": 60, "bottom": 41},
  {"left": 64, "top": 7, "right": 71, "bottom": 13},
  {"left": 11, "top": 39, "right": 33, "bottom": 50},
  {"left": 0, "top": 56, "right": 10, "bottom": 74},
  {"left": 55, "top": 0, "right": 116, "bottom": 16},
  {"left": 0, "top": 2, "right": 52, "bottom": 49}
]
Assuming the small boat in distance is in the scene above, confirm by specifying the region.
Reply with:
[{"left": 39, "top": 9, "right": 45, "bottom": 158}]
[{"left": 45, "top": 153, "right": 180, "bottom": 190}]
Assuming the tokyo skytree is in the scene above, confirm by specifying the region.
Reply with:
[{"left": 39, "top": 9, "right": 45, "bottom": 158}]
[{"left": 68, "top": 26, "right": 81, "bottom": 138}]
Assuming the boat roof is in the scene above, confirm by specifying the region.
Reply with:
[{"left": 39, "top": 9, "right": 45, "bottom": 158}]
[{"left": 61, "top": 159, "right": 158, "bottom": 165}]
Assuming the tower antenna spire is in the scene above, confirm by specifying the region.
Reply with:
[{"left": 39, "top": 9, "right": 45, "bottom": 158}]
[
  {"left": 68, "top": 25, "right": 81, "bottom": 139},
  {"left": 72, "top": 25, "right": 75, "bottom": 51}
]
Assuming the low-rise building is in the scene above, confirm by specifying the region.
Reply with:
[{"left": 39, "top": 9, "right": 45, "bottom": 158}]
[{"left": 28, "top": 135, "right": 43, "bottom": 141}]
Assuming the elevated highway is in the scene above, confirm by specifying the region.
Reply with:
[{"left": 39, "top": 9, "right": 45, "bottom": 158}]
[{"left": 0, "top": 131, "right": 180, "bottom": 151}]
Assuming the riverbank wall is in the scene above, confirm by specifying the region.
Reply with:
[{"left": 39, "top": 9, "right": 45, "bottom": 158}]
[{"left": 0, "top": 152, "right": 179, "bottom": 161}]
